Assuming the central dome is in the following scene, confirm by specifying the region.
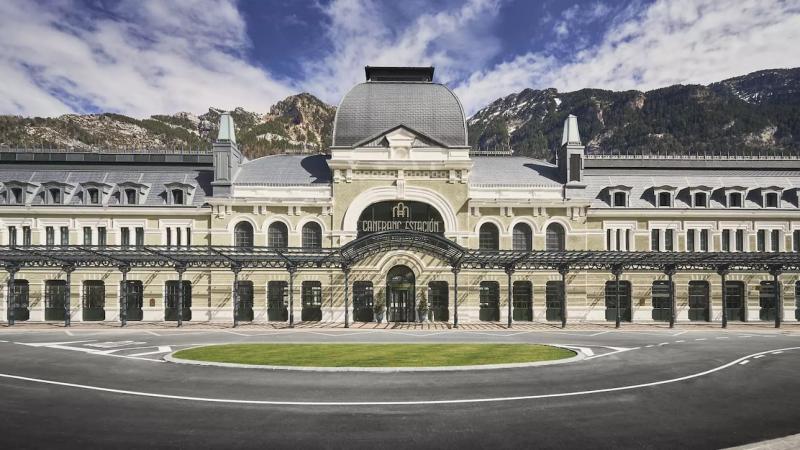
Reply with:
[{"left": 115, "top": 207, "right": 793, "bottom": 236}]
[{"left": 332, "top": 67, "right": 468, "bottom": 148}]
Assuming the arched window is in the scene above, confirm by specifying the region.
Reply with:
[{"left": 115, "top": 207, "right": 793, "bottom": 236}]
[
  {"left": 545, "top": 223, "right": 565, "bottom": 251},
  {"left": 512, "top": 223, "right": 532, "bottom": 251},
  {"left": 268, "top": 222, "right": 288, "bottom": 249},
  {"left": 234, "top": 221, "right": 254, "bottom": 248},
  {"left": 301, "top": 222, "right": 322, "bottom": 249},
  {"left": 478, "top": 223, "right": 499, "bottom": 250}
]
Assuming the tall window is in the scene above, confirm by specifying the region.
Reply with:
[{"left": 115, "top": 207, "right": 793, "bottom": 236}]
[
  {"left": 172, "top": 189, "right": 184, "bottom": 205},
  {"left": 45, "top": 226, "right": 55, "bottom": 247},
  {"left": 10, "top": 187, "right": 23, "bottom": 204},
  {"left": 82, "top": 281, "right": 105, "bottom": 312},
  {"left": 302, "top": 222, "right": 322, "bottom": 249},
  {"left": 60, "top": 226, "right": 69, "bottom": 246},
  {"left": 651, "top": 229, "right": 660, "bottom": 251},
  {"left": 700, "top": 229, "right": 709, "bottom": 252},
  {"left": 771, "top": 229, "right": 780, "bottom": 252},
  {"left": 301, "top": 281, "right": 322, "bottom": 308},
  {"left": 49, "top": 188, "right": 62, "bottom": 205},
  {"left": 165, "top": 280, "right": 192, "bottom": 310},
  {"left": 121, "top": 227, "right": 130, "bottom": 248},
  {"left": 735, "top": 229, "right": 744, "bottom": 252},
  {"left": 87, "top": 188, "right": 100, "bottom": 205},
  {"left": 7, "top": 226, "right": 16, "bottom": 246},
  {"left": 11, "top": 280, "right": 29, "bottom": 312},
  {"left": 478, "top": 223, "right": 499, "bottom": 250},
  {"left": 98, "top": 227, "right": 107, "bottom": 247},
  {"left": 722, "top": 229, "right": 731, "bottom": 252},
  {"left": 267, "top": 222, "right": 288, "bottom": 249},
  {"left": 512, "top": 223, "right": 532, "bottom": 251},
  {"left": 765, "top": 192, "right": 779, "bottom": 208},
  {"left": 353, "top": 281, "right": 374, "bottom": 322},
  {"left": 234, "top": 222, "right": 254, "bottom": 248},
  {"left": 83, "top": 227, "right": 92, "bottom": 245},
  {"left": 687, "top": 229, "right": 695, "bottom": 252},
  {"left": 135, "top": 227, "right": 144, "bottom": 248},
  {"left": 612, "top": 191, "right": 627, "bottom": 207},
  {"left": 22, "top": 226, "right": 30, "bottom": 246},
  {"left": 479, "top": 281, "right": 500, "bottom": 321},
  {"left": 694, "top": 192, "right": 708, "bottom": 207},
  {"left": 795, "top": 230, "right": 800, "bottom": 252},
  {"left": 545, "top": 223, "right": 565, "bottom": 251}
]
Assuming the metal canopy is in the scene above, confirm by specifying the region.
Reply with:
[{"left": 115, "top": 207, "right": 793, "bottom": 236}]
[{"left": 1, "top": 230, "right": 800, "bottom": 272}]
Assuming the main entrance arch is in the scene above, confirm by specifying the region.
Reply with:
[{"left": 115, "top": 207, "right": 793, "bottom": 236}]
[{"left": 386, "top": 265, "right": 416, "bottom": 322}]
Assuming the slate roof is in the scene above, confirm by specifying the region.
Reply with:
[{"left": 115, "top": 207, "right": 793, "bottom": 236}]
[
  {"left": 233, "top": 154, "right": 332, "bottom": 186},
  {"left": 0, "top": 166, "right": 212, "bottom": 206},
  {"left": 333, "top": 82, "right": 468, "bottom": 148},
  {"left": 583, "top": 169, "right": 800, "bottom": 208},
  {"left": 469, "top": 157, "right": 562, "bottom": 187}
]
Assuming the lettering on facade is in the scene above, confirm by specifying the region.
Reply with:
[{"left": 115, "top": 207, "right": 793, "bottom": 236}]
[{"left": 358, "top": 201, "right": 444, "bottom": 236}]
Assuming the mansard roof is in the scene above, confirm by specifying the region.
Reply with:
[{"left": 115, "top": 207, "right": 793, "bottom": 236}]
[
  {"left": 233, "top": 154, "right": 332, "bottom": 186},
  {"left": 469, "top": 156, "right": 562, "bottom": 187}
]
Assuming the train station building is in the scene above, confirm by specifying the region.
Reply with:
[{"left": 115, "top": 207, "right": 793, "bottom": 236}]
[{"left": 2, "top": 66, "right": 799, "bottom": 327}]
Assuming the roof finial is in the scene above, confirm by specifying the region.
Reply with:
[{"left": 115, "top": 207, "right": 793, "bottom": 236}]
[
  {"left": 561, "top": 114, "right": 581, "bottom": 146},
  {"left": 215, "top": 110, "right": 236, "bottom": 145}
]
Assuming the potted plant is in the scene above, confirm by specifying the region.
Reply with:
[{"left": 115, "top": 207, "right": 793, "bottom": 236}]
[
  {"left": 417, "top": 293, "right": 429, "bottom": 323},
  {"left": 373, "top": 297, "right": 386, "bottom": 323}
]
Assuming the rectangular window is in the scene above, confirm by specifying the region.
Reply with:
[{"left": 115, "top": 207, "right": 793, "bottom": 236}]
[
  {"left": 479, "top": 281, "right": 500, "bottom": 321},
  {"left": 606, "top": 229, "right": 612, "bottom": 250},
  {"left": 757, "top": 230, "right": 766, "bottom": 252},
  {"left": 45, "top": 226, "right": 55, "bottom": 246},
  {"left": 722, "top": 229, "right": 730, "bottom": 252},
  {"left": 651, "top": 229, "right": 660, "bottom": 251},
  {"left": 60, "top": 226, "right": 69, "bottom": 246},
  {"left": 82, "top": 280, "right": 105, "bottom": 311},
  {"left": 11, "top": 187, "right": 23, "bottom": 204},
  {"left": 125, "top": 189, "right": 137, "bottom": 205},
  {"left": 612, "top": 191, "right": 627, "bottom": 207},
  {"left": 98, "top": 227, "right": 107, "bottom": 247},
  {"left": 658, "top": 192, "right": 671, "bottom": 207},
  {"left": 694, "top": 192, "right": 707, "bottom": 207},
  {"left": 176, "top": 227, "right": 182, "bottom": 248},
  {"left": 771, "top": 229, "right": 780, "bottom": 252},
  {"left": 186, "top": 227, "right": 191, "bottom": 247},
  {"left": 301, "top": 281, "right": 322, "bottom": 308},
  {"left": 83, "top": 227, "right": 92, "bottom": 245},
  {"left": 652, "top": 281, "right": 672, "bottom": 309},
  {"left": 45, "top": 280, "right": 68, "bottom": 312},
  {"left": 665, "top": 229, "right": 674, "bottom": 251},
  {"left": 765, "top": 192, "right": 779, "bottom": 208},
  {"left": 569, "top": 154, "right": 581, "bottom": 181},
  {"left": 121, "top": 227, "right": 130, "bottom": 248},
  {"left": 135, "top": 227, "right": 144, "bottom": 248},
  {"left": 686, "top": 229, "right": 695, "bottom": 252},
  {"left": 735, "top": 230, "right": 744, "bottom": 252},
  {"left": 88, "top": 188, "right": 99, "bottom": 205},
  {"left": 50, "top": 188, "right": 62, "bottom": 205},
  {"left": 165, "top": 280, "right": 192, "bottom": 310},
  {"left": 166, "top": 227, "right": 172, "bottom": 247},
  {"left": 22, "top": 226, "right": 30, "bottom": 246},
  {"left": 8, "top": 226, "right": 16, "bottom": 246},
  {"left": 729, "top": 192, "right": 742, "bottom": 208},
  {"left": 795, "top": 230, "right": 800, "bottom": 252},
  {"left": 700, "top": 229, "right": 709, "bottom": 252}
]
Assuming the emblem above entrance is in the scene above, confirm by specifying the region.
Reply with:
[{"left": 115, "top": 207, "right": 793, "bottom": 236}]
[{"left": 357, "top": 200, "right": 445, "bottom": 237}]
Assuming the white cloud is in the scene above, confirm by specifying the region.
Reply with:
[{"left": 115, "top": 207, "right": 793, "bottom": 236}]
[
  {"left": 0, "top": 0, "right": 294, "bottom": 117},
  {"left": 455, "top": 0, "right": 800, "bottom": 115},
  {"left": 299, "top": 0, "right": 503, "bottom": 105}
]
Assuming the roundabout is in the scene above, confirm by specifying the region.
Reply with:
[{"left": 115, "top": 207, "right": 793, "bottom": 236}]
[{"left": 0, "top": 325, "right": 798, "bottom": 449}]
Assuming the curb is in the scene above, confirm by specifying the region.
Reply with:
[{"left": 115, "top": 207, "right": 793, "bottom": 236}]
[{"left": 163, "top": 344, "right": 584, "bottom": 373}]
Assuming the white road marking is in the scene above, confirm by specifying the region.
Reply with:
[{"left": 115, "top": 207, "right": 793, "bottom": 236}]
[
  {"left": 583, "top": 347, "right": 637, "bottom": 360},
  {"left": 86, "top": 341, "right": 146, "bottom": 349},
  {"left": 771, "top": 351, "right": 783, "bottom": 355},
  {"left": 144, "top": 331, "right": 161, "bottom": 336},
  {"left": 645, "top": 345, "right": 654, "bottom": 348},
  {"left": 754, "top": 355, "right": 765, "bottom": 359},
  {"left": 675, "top": 340, "right": 685, "bottom": 343},
  {"left": 739, "top": 360, "right": 749, "bottom": 365},
  {"left": 20, "top": 340, "right": 97, "bottom": 347},
  {"left": 672, "top": 331, "right": 688, "bottom": 336},
  {"left": 588, "top": 331, "right": 611, "bottom": 337},
  {"left": 717, "top": 337, "right": 729, "bottom": 339},
  {"left": 64, "top": 330, "right": 74, "bottom": 336},
  {"left": 695, "top": 338, "right": 707, "bottom": 341},
  {"left": 0, "top": 340, "right": 8, "bottom": 343},
  {"left": 128, "top": 346, "right": 172, "bottom": 357},
  {"left": 0, "top": 347, "right": 795, "bottom": 406},
  {"left": 221, "top": 330, "right": 251, "bottom": 337},
  {"left": 658, "top": 342, "right": 669, "bottom": 346}
]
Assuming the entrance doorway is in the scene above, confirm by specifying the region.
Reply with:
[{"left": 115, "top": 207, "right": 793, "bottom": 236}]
[{"left": 386, "top": 265, "right": 415, "bottom": 322}]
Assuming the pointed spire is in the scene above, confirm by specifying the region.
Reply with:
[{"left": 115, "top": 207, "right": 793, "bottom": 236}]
[
  {"left": 561, "top": 114, "right": 581, "bottom": 146},
  {"left": 216, "top": 112, "right": 236, "bottom": 145}
]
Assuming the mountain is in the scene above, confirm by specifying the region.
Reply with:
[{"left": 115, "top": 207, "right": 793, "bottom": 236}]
[
  {"left": 0, "top": 93, "right": 337, "bottom": 160},
  {"left": 1, "top": 68, "right": 799, "bottom": 160},
  {"left": 468, "top": 68, "right": 800, "bottom": 159}
]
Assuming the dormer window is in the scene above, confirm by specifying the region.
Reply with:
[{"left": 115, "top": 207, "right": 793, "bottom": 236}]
[
  {"left": 87, "top": 188, "right": 100, "bottom": 205},
  {"left": 49, "top": 188, "right": 62, "bottom": 205},
  {"left": 765, "top": 192, "right": 779, "bottom": 208},
  {"left": 171, "top": 189, "right": 184, "bottom": 205},
  {"left": 124, "top": 189, "right": 138, "bottom": 205},
  {"left": 729, "top": 192, "right": 743, "bottom": 208},
  {"left": 613, "top": 192, "right": 627, "bottom": 207},
  {"left": 10, "top": 187, "right": 23, "bottom": 204},
  {"left": 657, "top": 192, "right": 672, "bottom": 207},
  {"left": 693, "top": 192, "right": 708, "bottom": 208}
]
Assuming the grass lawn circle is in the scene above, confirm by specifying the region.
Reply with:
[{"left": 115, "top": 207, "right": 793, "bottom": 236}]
[{"left": 172, "top": 343, "right": 576, "bottom": 368}]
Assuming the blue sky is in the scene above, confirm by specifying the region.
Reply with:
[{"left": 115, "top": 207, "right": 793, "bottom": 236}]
[{"left": 1, "top": 0, "right": 799, "bottom": 117}]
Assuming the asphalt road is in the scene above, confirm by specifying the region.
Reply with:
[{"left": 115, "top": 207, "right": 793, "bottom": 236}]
[{"left": 0, "top": 325, "right": 798, "bottom": 449}]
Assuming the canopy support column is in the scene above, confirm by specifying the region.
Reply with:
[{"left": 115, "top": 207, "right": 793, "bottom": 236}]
[
  {"left": 63, "top": 265, "right": 74, "bottom": 327},
  {"left": 505, "top": 264, "right": 515, "bottom": 329},
  {"left": 665, "top": 265, "right": 677, "bottom": 329},
  {"left": 232, "top": 265, "right": 241, "bottom": 328},
  {"left": 451, "top": 265, "right": 460, "bottom": 329},
  {"left": 769, "top": 265, "right": 782, "bottom": 329},
  {"left": 342, "top": 264, "right": 350, "bottom": 329},
  {"left": 176, "top": 265, "right": 186, "bottom": 328},
  {"left": 612, "top": 265, "right": 624, "bottom": 329},
  {"left": 288, "top": 264, "right": 296, "bottom": 328},
  {"left": 558, "top": 265, "right": 569, "bottom": 329},
  {"left": 119, "top": 265, "right": 130, "bottom": 327},
  {"left": 717, "top": 265, "right": 729, "bottom": 329},
  {"left": 6, "top": 265, "right": 19, "bottom": 326}
]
